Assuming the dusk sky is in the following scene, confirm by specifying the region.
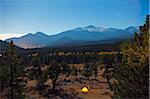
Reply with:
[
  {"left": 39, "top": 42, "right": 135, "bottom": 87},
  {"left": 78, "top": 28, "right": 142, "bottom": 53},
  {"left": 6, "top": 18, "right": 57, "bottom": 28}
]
[{"left": 0, "top": 0, "right": 149, "bottom": 40}]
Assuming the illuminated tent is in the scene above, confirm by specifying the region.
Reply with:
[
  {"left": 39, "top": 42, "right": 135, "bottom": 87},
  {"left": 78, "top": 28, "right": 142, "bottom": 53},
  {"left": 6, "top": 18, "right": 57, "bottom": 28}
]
[{"left": 81, "top": 86, "right": 89, "bottom": 93}]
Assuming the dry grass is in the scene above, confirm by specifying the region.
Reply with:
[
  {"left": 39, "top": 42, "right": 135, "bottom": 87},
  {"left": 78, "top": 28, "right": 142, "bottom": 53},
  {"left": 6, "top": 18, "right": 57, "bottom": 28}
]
[{"left": 25, "top": 64, "right": 113, "bottom": 99}]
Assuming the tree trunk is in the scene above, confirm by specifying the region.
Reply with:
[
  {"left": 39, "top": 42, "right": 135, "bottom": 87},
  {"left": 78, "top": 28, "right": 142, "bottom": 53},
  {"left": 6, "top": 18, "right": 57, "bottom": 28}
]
[
  {"left": 10, "top": 64, "right": 14, "bottom": 99},
  {"left": 94, "top": 74, "right": 97, "bottom": 80},
  {"left": 107, "top": 74, "right": 113, "bottom": 91},
  {"left": 52, "top": 79, "right": 56, "bottom": 91}
]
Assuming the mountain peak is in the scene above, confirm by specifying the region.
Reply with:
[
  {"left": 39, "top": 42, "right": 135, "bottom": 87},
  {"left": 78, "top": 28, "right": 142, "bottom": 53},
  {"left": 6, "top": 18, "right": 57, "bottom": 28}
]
[
  {"left": 125, "top": 26, "right": 138, "bottom": 30},
  {"left": 85, "top": 25, "right": 96, "bottom": 29},
  {"left": 34, "top": 32, "right": 49, "bottom": 37},
  {"left": 83, "top": 25, "right": 105, "bottom": 32},
  {"left": 74, "top": 25, "right": 106, "bottom": 32},
  {"left": 27, "top": 33, "right": 33, "bottom": 35},
  {"left": 35, "top": 32, "right": 45, "bottom": 35},
  {"left": 125, "top": 26, "right": 139, "bottom": 33},
  {"left": 35, "top": 31, "right": 43, "bottom": 34}
]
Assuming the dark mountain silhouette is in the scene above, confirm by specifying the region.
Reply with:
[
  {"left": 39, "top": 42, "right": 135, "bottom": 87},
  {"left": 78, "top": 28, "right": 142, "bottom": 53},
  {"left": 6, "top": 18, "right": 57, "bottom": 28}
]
[{"left": 0, "top": 40, "right": 24, "bottom": 53}]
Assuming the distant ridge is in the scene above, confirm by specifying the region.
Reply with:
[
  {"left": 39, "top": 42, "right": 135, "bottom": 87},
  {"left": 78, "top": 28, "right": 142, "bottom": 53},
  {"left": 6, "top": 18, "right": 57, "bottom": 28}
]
[
  {"left": 0, "top": 40, "right": 24, "bottom": 53},
  {"left": 5, "top": 25, "right": 139, "bottom": 49}
]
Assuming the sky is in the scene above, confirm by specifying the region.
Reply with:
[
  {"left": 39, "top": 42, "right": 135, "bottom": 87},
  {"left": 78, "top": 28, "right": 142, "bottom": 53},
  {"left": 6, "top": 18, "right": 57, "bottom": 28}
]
[{"left": 0, "top": 0, "right": 149, "bottom": 40}]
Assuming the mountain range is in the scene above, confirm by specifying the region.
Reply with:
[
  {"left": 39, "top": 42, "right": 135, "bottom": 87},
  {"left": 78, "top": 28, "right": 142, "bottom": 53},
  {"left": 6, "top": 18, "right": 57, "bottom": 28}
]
[{"left": 5, "top": 25, "right": 139, "bottom": 49}]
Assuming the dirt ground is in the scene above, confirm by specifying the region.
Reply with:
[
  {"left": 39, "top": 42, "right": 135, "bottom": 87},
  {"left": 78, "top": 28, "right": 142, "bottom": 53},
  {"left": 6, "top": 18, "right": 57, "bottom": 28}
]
[{"left": 26, "top": 67, "right": 113, "bottom": 99}]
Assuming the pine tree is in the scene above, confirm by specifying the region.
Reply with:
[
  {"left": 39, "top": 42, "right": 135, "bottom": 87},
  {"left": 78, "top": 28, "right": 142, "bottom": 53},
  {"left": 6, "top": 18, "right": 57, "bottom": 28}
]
[
  {"left": 60, "top": 61, "right": 70, "bottom": 77},
  {"left": 0, "top": 52, "right": 9, "bottom": 92},
  {"left": 92, "top": 62, "right": 98, "bottom": 80},
  {"left": 112, "top": 15, "right": 149, "bottom": 98},
  {"left": 30, "top": 56, "right": 43, "bottom": 88},
  {"left": 5, "top": 40, "right": 26, "bottom": 98},
  {"left": 71, "top": 66, "right": 78, "bottom": 76},
  {"left": 101, "top": 54, "right": 114, "bottom": 90},
  {"left": 83, "top": 63, "right": 93, "bottom": 80},
  {"left": 47, "top": 60, "right": 61, "bottom": 91}
]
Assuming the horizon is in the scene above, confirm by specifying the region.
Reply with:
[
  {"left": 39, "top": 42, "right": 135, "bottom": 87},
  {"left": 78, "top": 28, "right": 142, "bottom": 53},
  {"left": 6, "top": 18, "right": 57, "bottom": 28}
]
[
  {"left": 0, "top": 0, "right": 149, "bottom": 40},
  {"left": 0, "top": 25, "right": 139, "bottom": 40}
]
